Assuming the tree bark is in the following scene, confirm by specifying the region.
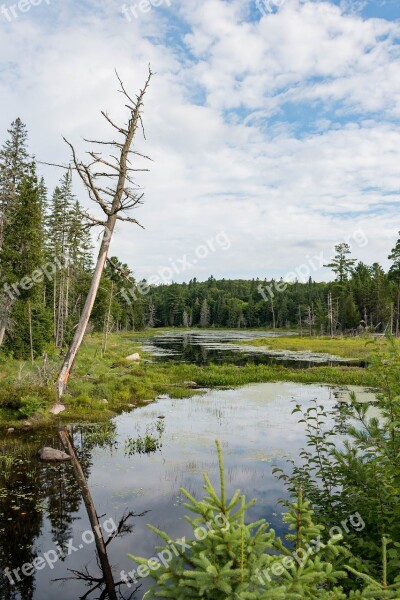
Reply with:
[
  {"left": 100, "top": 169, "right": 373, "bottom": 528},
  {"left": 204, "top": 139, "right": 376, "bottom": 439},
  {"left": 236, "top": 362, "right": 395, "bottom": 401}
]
[
  {"left": 0, "top": 295, "right": 14, "bottom": 347},
  {"left": 56, "top": 71, "right": 152, "bottom": 399}
]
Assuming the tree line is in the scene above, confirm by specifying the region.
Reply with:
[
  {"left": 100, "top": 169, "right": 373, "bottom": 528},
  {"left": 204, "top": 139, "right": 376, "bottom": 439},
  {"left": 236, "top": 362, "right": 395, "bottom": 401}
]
[
  {"left": 142, "top": 240, "right": 400, "bottom": 334},
  {"left": 1, "top": 118, "right": 399, "bottom": 362}
]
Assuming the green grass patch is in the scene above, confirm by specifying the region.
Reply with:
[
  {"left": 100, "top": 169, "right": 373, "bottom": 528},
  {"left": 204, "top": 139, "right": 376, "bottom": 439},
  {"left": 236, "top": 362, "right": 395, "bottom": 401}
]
[
  {"left": 0, "top": 330, "right": 379, "bottom": 428},
  {"left": 236, "top": 335, "right": 387, "bottom": 359}
]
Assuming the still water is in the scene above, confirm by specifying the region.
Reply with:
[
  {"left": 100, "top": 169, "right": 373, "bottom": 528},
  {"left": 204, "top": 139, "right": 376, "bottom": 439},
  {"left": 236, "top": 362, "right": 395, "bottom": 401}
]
[
  {"left": 140, "top": 330, "right": 363, "bottom": 367},
  {"left": 0, "top": 332, "right": 372, "bottom": 600}
]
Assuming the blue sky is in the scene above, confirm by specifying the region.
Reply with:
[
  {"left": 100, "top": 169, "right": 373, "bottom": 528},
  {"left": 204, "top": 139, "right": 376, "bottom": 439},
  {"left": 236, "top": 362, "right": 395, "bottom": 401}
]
[{"left": 0, "top": 0, "right": 399, "bottom": 283}]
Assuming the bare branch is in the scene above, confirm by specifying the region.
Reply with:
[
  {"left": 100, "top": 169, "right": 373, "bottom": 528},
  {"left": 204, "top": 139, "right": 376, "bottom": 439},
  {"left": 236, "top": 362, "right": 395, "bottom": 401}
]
[{"left": 101, "top": 110, "right": 128, "bottom": 135}]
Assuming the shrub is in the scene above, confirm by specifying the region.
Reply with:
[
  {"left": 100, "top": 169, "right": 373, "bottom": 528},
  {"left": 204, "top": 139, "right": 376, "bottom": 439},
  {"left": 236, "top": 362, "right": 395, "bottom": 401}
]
[{"left": 18, "top": 395, "right": 45, "bottom": 417}]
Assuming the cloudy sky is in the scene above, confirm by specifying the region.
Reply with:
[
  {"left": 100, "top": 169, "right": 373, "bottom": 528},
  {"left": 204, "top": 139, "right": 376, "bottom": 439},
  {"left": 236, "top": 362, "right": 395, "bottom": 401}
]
[{"left": 0, "top": 0, "right": 399, "bottom": 283}]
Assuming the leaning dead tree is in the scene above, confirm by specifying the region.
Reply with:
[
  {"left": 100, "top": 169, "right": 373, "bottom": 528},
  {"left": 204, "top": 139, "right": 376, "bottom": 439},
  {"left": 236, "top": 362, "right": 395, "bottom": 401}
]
[
  {"left": 55, "top": 69, "right": 153, "bottom": 399},
  {"left": 59, "top": 428, "right": 144, "bottom": 599}
]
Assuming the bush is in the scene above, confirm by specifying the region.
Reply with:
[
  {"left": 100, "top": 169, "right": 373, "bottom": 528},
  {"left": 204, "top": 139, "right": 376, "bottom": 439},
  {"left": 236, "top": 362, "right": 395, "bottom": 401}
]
[
  {"left": 0, "top": 384, "right": 56, "bottom": 411},
  {"left": 18, "top": 395, "right": 45, "bottom": 417}
]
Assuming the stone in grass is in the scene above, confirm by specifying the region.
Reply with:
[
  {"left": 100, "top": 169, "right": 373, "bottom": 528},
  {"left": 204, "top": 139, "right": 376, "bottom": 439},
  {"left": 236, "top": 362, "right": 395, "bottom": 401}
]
[
  {"left": 183, "top": 381, "right": 200, "bottom": 389},
  {"left": 126, "top": 353, "right": 140, "bottom": 362},
  {"left": 7, "top": 428, "right": 15, "bottom": 434},
  {"left": 38, "top": 447, "right": 71, "bottom": 462},
  {"left": 50, "top": 403, "right": 66, "bottom": 415}
]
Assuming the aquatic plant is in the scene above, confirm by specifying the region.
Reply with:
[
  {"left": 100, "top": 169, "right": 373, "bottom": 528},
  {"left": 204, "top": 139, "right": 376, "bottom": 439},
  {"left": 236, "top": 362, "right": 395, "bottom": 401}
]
[
  {"left": 125, "top": 420, "right": 165, "bottom": 456},
  {"left": 129, "top": 441, "right": 400, "bottom": 599}
]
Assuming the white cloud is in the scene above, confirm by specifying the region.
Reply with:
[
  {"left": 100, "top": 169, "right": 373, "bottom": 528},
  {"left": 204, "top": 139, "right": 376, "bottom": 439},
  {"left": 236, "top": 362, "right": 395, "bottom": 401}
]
[{"left": 0, "top": 0, "right": 399, "bottom": 282}]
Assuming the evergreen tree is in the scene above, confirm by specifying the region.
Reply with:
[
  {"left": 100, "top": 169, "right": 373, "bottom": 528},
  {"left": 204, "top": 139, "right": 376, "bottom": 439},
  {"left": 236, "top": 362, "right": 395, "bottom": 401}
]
[
  {"left": 1, "top": 166, "right": 50, "bottom": 357},
  {"left": 325, "top": 243, "right": 356, "bottom": 284},
  {"left": 388, "top": 231, "right": 400, "bottom": 336},
  {"left": 0, "top": 118, "right": 31, "bottom": 248}
]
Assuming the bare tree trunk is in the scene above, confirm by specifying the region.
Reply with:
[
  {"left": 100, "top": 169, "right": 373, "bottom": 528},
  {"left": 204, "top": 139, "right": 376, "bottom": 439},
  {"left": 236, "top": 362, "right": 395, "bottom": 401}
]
[
  {"left": 328, "top": 292, "right": 333, "bottom": 338},
  {"left": 28, "top": 301, "right": 34, "bottom": 364},
  {"left": 57, "top": 224, "right": 114, "bottom": 397},
  {"left": 56, "top": 70, "right": 152, "bottom": 399},
  {"left": 65, "top": 263, "right": 70, "bottom": 339},
  {"left": 102, "top": 281, "right": 113, "bottom": 357},
  {"left": 0, "top": 296, "right": 14, "bottom": 347},
  {"left": 59, "top": 428, "right": 118, "bottom": 600},
  {"left": 53, "top": 270, "right": 57, "bottom": 342},
  {"left": 56, "top": 271, "right": 64, "bottom": 348},
  {"left": 298, "top": 305, "right": 302, "bottom": 336}
]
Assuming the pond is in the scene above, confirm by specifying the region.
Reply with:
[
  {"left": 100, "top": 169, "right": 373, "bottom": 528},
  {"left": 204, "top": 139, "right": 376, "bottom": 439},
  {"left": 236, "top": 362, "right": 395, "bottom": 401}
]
[
  {"left": 139, "top": 330, "right": 363, "bottom": 368},
  {"left": 0, "top": 331, "right": 373, "bottom": 599}
]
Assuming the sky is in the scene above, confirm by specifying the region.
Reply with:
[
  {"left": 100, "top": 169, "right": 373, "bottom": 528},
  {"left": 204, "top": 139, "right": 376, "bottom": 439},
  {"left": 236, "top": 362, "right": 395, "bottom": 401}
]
[{"left": 0, "top": 0, "right": 399, "bottom": 283}]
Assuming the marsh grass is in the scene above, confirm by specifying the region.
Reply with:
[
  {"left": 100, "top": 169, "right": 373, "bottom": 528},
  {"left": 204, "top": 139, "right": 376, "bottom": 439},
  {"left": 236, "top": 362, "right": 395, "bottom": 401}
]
[
  {"left": 236, "top": 334, "right": 390, "bottom": 359},
  {"left": 0, "top": 329, "right": 379, "bottom": 427}
]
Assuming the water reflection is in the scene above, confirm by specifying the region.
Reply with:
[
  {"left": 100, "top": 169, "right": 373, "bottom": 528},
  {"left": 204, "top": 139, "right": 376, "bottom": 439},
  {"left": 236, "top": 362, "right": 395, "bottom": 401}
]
[
  {"left": 0, "top": 382, "right": 376, "bottom": 599},
  {"left": 141, "top": 330, "right": 363, "bottom": 368}
]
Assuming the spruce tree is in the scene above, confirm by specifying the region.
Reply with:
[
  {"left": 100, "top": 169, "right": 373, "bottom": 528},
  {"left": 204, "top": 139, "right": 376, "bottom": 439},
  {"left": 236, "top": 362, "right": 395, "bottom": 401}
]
[
  {"left": 388, "top": 232, "right": 400, "bottom": 336},
  {"left": 0, "top": 118, "right": 31, "bottom": 248},
  {"left": 1, "top": 166, "right": 50, "bottom": 357}
]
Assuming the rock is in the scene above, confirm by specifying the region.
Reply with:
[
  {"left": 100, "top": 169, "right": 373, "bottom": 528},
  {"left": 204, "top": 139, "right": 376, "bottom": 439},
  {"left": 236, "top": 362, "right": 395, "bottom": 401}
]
[
  {"left": 184, "top": 381, "right": 200, "bottom": 389},
  {"left": 49, "top": 403, "right": 66, "bottom": 415},
  {"left": 24, "top": 421, "right": 32, "bottom": 428},
  {"left": 156, "top": 394, "right": 169, "bottom": 400},
  {"left": 127, "top": 404, "right": 136, "bottom": 409},
  {"left": 101, "top": 399, "right": 109, "bottom": 404},
  {"left": 38, "top": 447, "right": 71, "bottom": 462},
  {"left": 126, "top": 353, "right": 140, "bottom": 362},
  {"left": 7, "top": 428, "right": 15, "bottom": 434}
]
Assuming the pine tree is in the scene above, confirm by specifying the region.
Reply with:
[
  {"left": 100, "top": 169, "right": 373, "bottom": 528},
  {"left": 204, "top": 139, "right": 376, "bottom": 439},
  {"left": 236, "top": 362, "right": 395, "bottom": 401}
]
[
  {"left": 0, "top": 118, "right": 31, "bottom": 249},
  {"left": 129, "top": 441, "right": 397, "bottom": 599},
  {"left": 325, "top": 244, "right": 356, "bottom": 284},
  {"left": 0, "top": 166, "right": 50, "bottom": 357},
  {"left": 388, "top": 232, "right": 400, "bottom": 336}
]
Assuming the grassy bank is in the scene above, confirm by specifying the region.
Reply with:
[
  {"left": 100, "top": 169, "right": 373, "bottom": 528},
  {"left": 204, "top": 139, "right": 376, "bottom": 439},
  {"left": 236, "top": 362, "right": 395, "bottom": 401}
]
[
  {"left": 236, "top": 334, "right": 386, "bottom": 359},
  {"left": 0, "top": 329, "right": 378, "bottom": 430}
]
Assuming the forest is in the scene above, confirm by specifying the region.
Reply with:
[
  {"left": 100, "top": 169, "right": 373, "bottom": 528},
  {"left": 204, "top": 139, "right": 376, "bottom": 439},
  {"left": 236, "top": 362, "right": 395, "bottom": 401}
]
[{"left": 1, "top": 118, "right": 400, "bottom": 362}]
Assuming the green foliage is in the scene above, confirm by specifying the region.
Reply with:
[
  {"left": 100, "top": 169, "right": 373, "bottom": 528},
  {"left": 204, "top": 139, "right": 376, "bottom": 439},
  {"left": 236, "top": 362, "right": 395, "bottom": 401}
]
[
  {"left": 128, "top": 441, "right": 400, "bottom": 598},
  {"left": 276, "top": 337, "right": 400, "bottom": 587},
  {"left": 18, "top": 395, "right": 45, "bottom": 417},
  {"left": 125, "top": 420, "right": 165, "bottom": 455},
  {"left": 0, "top": 383, "right": 55, "bottom": 411},
  {"left": 129, "top": 442, "right": 360, "bottom": 599},
  {"left": 324, "top": 244, "right": 356, "bottom": 284}
]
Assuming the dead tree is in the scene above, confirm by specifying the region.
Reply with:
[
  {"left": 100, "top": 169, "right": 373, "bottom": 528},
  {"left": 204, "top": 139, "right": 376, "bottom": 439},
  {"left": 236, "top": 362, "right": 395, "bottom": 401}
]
[
  {"left": 58, "top": 428, "right": 144, "bottom": 599},
  {"left": 55, "top": 69, "right": 153, "bottom": 399}
]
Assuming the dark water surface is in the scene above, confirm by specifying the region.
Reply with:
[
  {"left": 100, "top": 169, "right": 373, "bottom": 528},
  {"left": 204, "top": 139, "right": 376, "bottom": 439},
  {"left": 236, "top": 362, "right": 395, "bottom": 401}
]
[
  {"left": 0, "top": 331, "right": 371, "bottom": 600},
  {"left": 139, "top": 330, "right": 363, "bottom": 368}
]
